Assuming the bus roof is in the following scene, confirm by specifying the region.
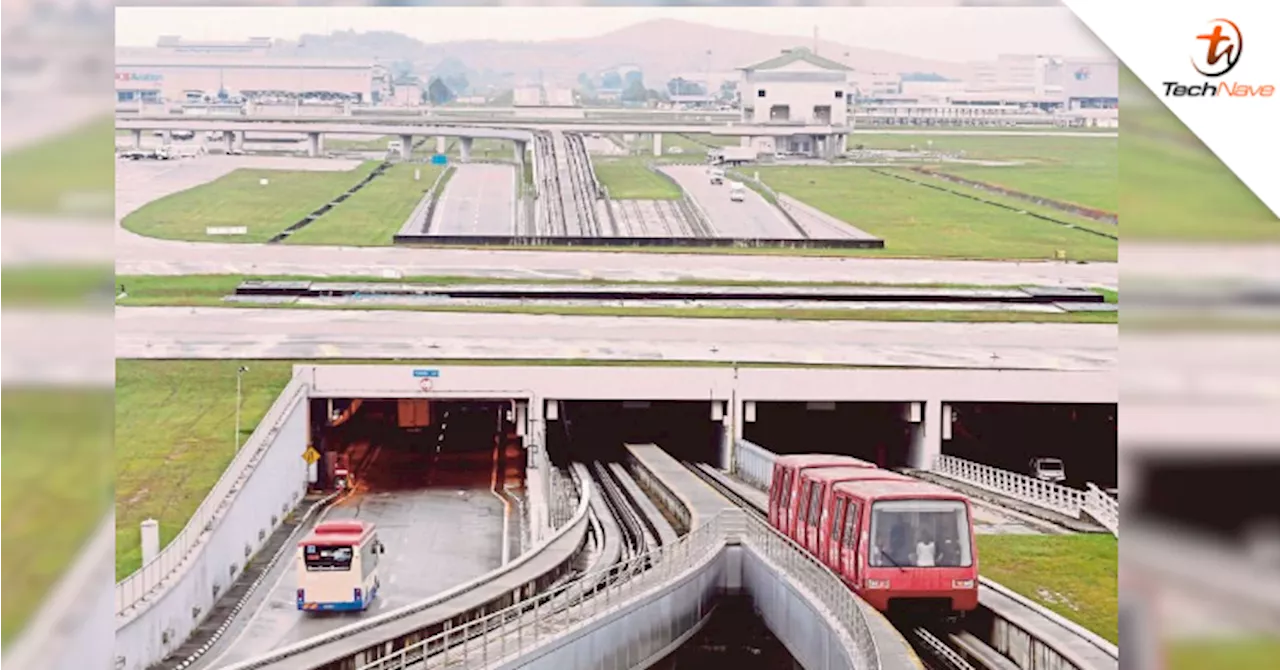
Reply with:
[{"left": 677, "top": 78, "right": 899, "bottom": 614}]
[
  {"left": 299, "top": 520, "right": 375, "bottom": 547},
  {"left": 833, "top": 479, "right": 968, "bottom": 502},
  {"left": 776, "top": 454, "right": 876, "bottom": 471},
  {"left": 803, "top": 466, "right": 912, "bottom": 485}
]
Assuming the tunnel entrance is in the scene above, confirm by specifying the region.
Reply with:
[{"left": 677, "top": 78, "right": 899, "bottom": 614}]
[
  {"left": 1132, "top": 455, "right": 1280, "bottom": 543},
  {"left": 547, "top": 400, "right": 723, "bottom": 466},
  {"left": 945, "top": 402, "right": 1116, "bottom": 489},
  {"left": 308, "top": 397, "right": 526, "bottom": 493},
  {"left": 742, "top": 401, "right": 913, "bottom": 468}
]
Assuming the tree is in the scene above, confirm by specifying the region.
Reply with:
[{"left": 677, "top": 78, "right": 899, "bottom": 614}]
[
  {"left": 600, "top": 71, "right": 623, "bottom": 90},
  {"left": 667, "top": 77, "right": 706, "bottom": 97},
  {"left": 426, "top": 77, "right": 455, "bottom": 105},
  {"left": 623, "top": 70, "right": 644, "bottom": 89},
  {"left": 576, "top": 72, "right": 597, "bottom": 98},
  {"left": 621, "top": 78, "right": 648, "bottom": 103},
  {"left": 443, "top": 72, "right": 469, "bottom": 96},
  {"left": 718, "top": 80, "right": 738, "bottom": 101}
]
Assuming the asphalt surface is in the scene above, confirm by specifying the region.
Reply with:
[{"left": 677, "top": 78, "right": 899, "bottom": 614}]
[
  {"left": 661, "top": 164, "right": 799, "bottom": 239},
  {"left": 115, "top": 307, "right": 1116, "bottom": 370},
  {"left": 428, "top": 163, "right": 517, "bottom": 236}
]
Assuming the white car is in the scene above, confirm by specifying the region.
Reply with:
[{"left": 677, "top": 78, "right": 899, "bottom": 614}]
[
  {"left": 729, "top": 183, "right": 746, "bottom": 202},
  {"left": 1028, "top": 457, "right": 1066, "bottom": 483}
]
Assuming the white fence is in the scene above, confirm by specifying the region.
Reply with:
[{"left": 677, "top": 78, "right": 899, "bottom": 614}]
[
  {"left": 932, "top": 454, "right": 1086, "bottom": 518},
  {"left": 1084, "top": 483, "right": 1120, "bottom": 536},
  {"left": 733, "top": 439, "right": 775, "bottom": 491},
  {"left": 115, "top": 377, "right": 309, "bottom": 616}
]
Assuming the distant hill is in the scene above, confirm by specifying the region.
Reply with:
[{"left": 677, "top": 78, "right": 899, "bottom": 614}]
[{"left": 287, "top": 18, "right": 967, "bottom": 88}]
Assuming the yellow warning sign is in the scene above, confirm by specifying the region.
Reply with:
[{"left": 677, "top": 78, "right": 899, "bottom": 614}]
[{"left": 302, "top": 447, "right": 321, "bottom": 465}]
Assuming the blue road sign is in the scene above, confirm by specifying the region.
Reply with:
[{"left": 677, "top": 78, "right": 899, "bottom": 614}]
[
  {"left": 413, "top": 369, "right": 440, "bottom": 378},
  {"left": 431, "top": 154, "right": 448, "bottom": 166}
]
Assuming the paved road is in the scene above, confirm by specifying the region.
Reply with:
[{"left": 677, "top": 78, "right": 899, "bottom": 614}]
[
  {"left": 661, "top": 165, "right": 799, "bottom": 239},
  {"left": 429, "top": 164, "right": 517, "bottom": 236},
  {"left": 116, "top": 307, "right": 1116, "bottom": 371}
]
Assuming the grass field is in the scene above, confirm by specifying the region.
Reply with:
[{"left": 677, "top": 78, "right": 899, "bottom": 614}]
[
  {"left": 284, "top": 163, "right": 441, "bottom": 246},
  {"left": 441, "top": 138, "right": 515, "bottom": 161},
  {"left": 977, "top": 534, "right": 1118, "bottom": 644},
  {"left": 121, "top": 161, "right": 381, "bottom": 242},
  {"left": 1169, "top": 637, "right": 1280, "bottom": 670},
  {"left": 755, "top": 167, "right": 1118, "bottom": 261},
  {"left": 115, "top": 274, "right": 1117, "bottom": 324},
  {"left": 2, "top": 116, "right": 114, "bottom": 217},
  {"left": 845, "top": 132, "right": 1117, "bottom": 213},
  {"left": 3, "top": 390, "right": 112, "bottom": 642},
  {"left": 1, "top": 265, "right": 114, "bottom": 306},
  {"left": 115, "top": 360, "right": 298, "bottom": 578},
  {"left": 593, "top": 157, "right": 682, "bottom": 199},
  {"left": 324, "top": 135, "right": 394, "bottom": 151}
]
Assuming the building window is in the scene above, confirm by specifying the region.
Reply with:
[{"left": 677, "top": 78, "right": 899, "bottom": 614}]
[
  {"left": 757, "top": 89, "right": 767, "bottom": 98},
  {"left": 835, "top": 90, "right": 844, "bottom": 99}
]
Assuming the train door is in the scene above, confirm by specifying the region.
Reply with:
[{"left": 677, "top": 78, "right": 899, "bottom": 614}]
[
  {"left": 838, "top": 498, "right": 863, "bottom": 584},
  {"left": 826, "top": 495, "right": 849, "bottom": 568},
  {"left": 804, "top": 481, "right": 824, "bottom": 552},
  {"left": 768, "top": 463, "right": 787, "bottom": 527}
]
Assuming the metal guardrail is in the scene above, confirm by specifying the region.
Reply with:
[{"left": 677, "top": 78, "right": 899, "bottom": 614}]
[
  {"left": 116, "top": 378, "right": 309, "bottom": 617},
  {"left": 358, "top": 509, "right": 878, "bottom": 670},
  {"left": 726, "top": 169, "right": 810, "bottom": 239},
  {"left": 220, "top": 467, "right": 593, "bottom": 670},
  {"left": 733, "top": 439, "right": 775, "bottom": 491},
  {"left": 1083, "top": 483, "right": 1119, "bottom": 536},
  {"left": 932, "top": 454, "right": 1085, "bottom": 518}
]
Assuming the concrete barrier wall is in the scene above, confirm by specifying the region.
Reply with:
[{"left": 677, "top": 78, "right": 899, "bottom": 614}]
[
  {"left": 114, "top": 385, "right": 310, "bottom": 670},
  {"left": 741, "top": 546, "right": 859, "bottom": 670}
]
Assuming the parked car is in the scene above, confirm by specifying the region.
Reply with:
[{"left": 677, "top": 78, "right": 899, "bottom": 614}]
[{"left": 1028, "top": 457, "right": 1066, "bottom": 483}]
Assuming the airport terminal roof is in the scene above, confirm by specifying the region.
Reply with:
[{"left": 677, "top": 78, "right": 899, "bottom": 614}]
[{"left": 741, "top": 47, "right": 852, "bottom": 73}]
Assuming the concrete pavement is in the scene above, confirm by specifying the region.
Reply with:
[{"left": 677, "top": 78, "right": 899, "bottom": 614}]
[
  {"left": 661, "top": 164, "right": 799, "bottom": 239},
  {"left": 428, "top": 163, "right": 517, "bottom": 236},
  {"left": 115, "top": 307, "right": 1116, "bottom": 371}
]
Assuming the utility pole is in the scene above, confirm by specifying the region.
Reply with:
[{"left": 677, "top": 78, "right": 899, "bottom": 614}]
[{"left": 235, "top": 365, "right": 249, "bottom": 452}]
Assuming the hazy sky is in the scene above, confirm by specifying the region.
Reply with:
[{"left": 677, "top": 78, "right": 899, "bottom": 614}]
[{"left": 115, "top": 6, "right": 1112, "bottom": 63}]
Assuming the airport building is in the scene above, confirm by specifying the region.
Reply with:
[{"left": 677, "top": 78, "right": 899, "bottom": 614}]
[
  {"left": 738, "top": 47, "right": 851, "bottom": 156},
  {"left": 115, "top": 37, "right": 380, "bottom": 104}
]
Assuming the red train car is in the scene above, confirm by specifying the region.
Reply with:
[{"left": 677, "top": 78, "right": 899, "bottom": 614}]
[
  {"left": 768, "top": 454, "right": 876, "bottom": 537},
  {"left": 824, "top": 479, "right": 979, "bottom": 617},
  {"left": 791, "top": 466, "right": 915, "bottom": 558}
]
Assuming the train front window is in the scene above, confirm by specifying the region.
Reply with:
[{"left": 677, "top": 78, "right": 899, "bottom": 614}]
[
  {"left": 304, "top": 545, "right": 354, "bottom": 571},
  {"left": 868, "top": 500, "right": 972, "bottom": 568}
]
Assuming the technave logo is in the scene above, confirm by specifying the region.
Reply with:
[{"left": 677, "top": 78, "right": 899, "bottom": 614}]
[{"left": 1191, "top": 18, "right": 1242, "bottom": 77}]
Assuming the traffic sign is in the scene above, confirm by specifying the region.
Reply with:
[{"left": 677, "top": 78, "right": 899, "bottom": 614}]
[
  {"left": 302, "top": 446, "right": 321, "bottom": 465},
  {"left": 419, "top": 378, "right": 434, "bottom": 392},
  {"left": 431, "top": 154, "right": 448, "bottom": 166},
  {"left": 413, "top": 369, "right": 440, "bottom": 378}
]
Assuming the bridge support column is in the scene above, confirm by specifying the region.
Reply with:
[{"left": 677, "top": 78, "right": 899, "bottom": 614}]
[
  {"left": 910, "top": 400, "right": 944, "bottom": 470},
  {"left": 307, "top": 132, "right": 323, "bottom": 157},
  {"left": 514, "top": 140, "right": 527, "bottom": 167},
  {"left": 399, "top": 134, "right": 413, "bottom": 160},
  {"left": 652, "top": 132, "right": 663, "bottom": 156},
  {"left": 436, "top": 136, "right": 447, "bottom": 155},
  {"left": 459, "top": 137, "right": 473, "bottom": 163},
  {"left": 223, "top": 132, "right": 233, "bottom": 154},
  {"left": 160, "top": 130, "right": 172, "bottom": 145},
  {"left": 233, "top": 131, "right": 245, "bottom": 153},
  {"left": 839, "top": 133, "right": 849, "bottom": 154},
  {"left": 717, "top": 401, "right": 734, "bottom": 471},
  {"left": 132, "top": 129, "right": 143, "bottom": 148}
]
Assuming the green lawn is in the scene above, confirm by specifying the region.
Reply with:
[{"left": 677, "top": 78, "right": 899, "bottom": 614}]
[
  {"left": 2, "top": 116, "right": 114, "bottom": 217},
  {"left": 122, "top": 161, "right": 382, "bottom": 242},
  {"left": 978, "top": 534, "right": 1118, "bottom": 643},
  {"left": 441, "top": 138, "right": 515, "bottom": 161},
  {"left": 939, "top": 164, "right": 1117, "bottom": 214},
  {"left": 1, "top": 265, "right": 115, "bottom": 306},
  {"left": 594, "top": 157, "right": 682, "bottom": 199},
  {"left": 3, "top": 390, "right": 113, "bottom": 642},
  {"left": 324, "top": 135, "right": 394, "bottom": 151},
  {"left": 1169, "top": 638, "right": 1280, "bottom": 670},
  {"left": 683, "top": 133, "right": 741, "bottom": 148},
  {"left": 284, "top": 164, "right": 442, "bottom": 246},
  {"left": 115, "top": 360, "right": 298, "bottom": 578},
  {"left": 114, "top": 274, "right": 1116, "bottom": 324},
  {"left": 755, "top": 167, "right": 1118, "bottom": 261}
]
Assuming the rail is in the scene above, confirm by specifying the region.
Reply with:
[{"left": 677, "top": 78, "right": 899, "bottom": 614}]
[
  {"left": 733, "top": 439, "right": 775, "bottom": 491},
  {"left": 932, "top": 454, "right": 1085, "bottom": 518},
  {"left": 115, "top": 377, "right": 309, "bottom": 617},
  {"left": 1083, "top": 483, "right": 1119, "bottom": 536}
]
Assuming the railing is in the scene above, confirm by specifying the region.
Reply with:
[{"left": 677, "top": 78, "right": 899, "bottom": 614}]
[
  {"left": 932, "top": 454, "right": 1085, "bottom": 518},
  {"left": 115, "top": 378, "right": 309, "bottom": 616},
  {"left": 733, "top": 439, "right": 775, "bottom": 491},
  {"left": 1083, "top": 483, "right": 1119, "bottom": 536},
  {"left": 548, "top": 466, "right": 581, "bottom": 530},
  {"left": 357, "top": 510, "right": 877, "bottom": 670}
]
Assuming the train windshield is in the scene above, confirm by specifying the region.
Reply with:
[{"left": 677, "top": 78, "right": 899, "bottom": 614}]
[
  {"left": 869, "top": 500, "right": 972, "bottom": 568},
  {"left": 303, "top": 545, "right": 354, "bottom": 571}
]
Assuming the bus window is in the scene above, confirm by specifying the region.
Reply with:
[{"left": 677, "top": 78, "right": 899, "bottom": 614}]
[{"left": 304, "top": 545, "right": 353, "bottom": 571}]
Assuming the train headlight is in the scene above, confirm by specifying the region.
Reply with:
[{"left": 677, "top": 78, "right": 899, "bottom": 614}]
[
  {"left": 952, "top": 579, "right": 975, "bottom": 589},
  {"left": 865, "top": 579, "right": 891, "bottom": 589}
]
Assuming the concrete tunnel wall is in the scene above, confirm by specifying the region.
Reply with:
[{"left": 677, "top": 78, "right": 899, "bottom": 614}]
[{"left": 114, "top": 383, "right": 311, "bottom": 670}]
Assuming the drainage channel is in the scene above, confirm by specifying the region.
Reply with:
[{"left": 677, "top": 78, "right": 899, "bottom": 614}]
[
  {"left": 268, "top": 160, "right": 393, "bottom": 243},
  {"left": 649, "top": 595, "right": 796, "bottom": 670}
]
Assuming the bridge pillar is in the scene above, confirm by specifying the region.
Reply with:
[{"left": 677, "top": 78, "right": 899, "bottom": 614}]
[
  {"left": 399, "top": 134, "right": 413, "bottom": 160},
  {"left": 459, "top": 137, "right": 473, "bottom": 163},
  {"left": 436, "top": 136, "right": 447, "bottom": 155},
  {"left": 131, "top": 129, "right": 143, "bottom": 148},
  {"left": 911, "top": 400, "right": 945, "bottom": 470},
  {"left": 514, "top": 140, "right": 527, "bottom": 167},
  {"left": 652, "top": 132, "right": 663, "bottom": 156},
  {"left": 307, "top": 132, "right": 323, "bottom": 157},
  {"left": 223, "top": 132, "right": 233, "bottom": 154},
  {"left": 839, "top": 133, "right": 849, "bottom": 155},
  {"left": 160, "top": 130, "right": 172, "bottom": 145},
  {"left": 233, "top": 131, "right": 245, "bottom": 153}
]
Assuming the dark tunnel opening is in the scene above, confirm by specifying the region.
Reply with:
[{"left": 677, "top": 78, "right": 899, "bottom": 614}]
[
  {"left": 547, "top": 400, "right": 723, "bottom": 466},
  {"left": 946, "top": 402, "right": 1117, "bottom": 488},
  {"left": 1132, "top": 456, "right": 1280, "bottom": 544},
  {"left": 742, "top": 402, "right": 913, "bottom": 468}
]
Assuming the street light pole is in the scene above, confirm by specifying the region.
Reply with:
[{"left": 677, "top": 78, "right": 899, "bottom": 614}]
[{"left": 235, "top": 365, "right": 249, "bottom": 452}]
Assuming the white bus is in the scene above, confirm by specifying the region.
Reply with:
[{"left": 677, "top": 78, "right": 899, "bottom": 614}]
[{"left": 296, "top": 520, "right": 385, "bottom": 612}]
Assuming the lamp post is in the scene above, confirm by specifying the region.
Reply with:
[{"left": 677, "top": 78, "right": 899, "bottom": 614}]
[{"left": 235, "top": 365, "right": 249, "bottom": 452}]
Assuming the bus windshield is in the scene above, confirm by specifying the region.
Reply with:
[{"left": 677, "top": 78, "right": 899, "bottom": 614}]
[
  {"left": 303, "top": 545, "right": 354, "bottom": 571},
  {"left": 869, "top": 499, "right": 972, "bottom": 568}
]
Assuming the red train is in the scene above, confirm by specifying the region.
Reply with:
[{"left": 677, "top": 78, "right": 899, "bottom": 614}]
[{"left": 769, "top": 454, "right": 979, "bottom": 618}]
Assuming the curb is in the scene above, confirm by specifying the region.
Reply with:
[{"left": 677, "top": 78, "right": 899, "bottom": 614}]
[{"left": 168, "top": 491, "right": 340, "bottom": 670}]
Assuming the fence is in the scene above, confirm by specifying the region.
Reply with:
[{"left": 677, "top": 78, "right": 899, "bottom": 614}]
[
  {"left": 733, "top": 439, "right": 775, "bottom": 491},
  {"left": 115, "top": 378, "right": 309, "bottom": 616},
  {"left": 932, "top": 454, "right": 1086, "bottom": 519},
  {"left": 357, "top": 510, "right": 878, "bottom": 670},
  {"left": 1084, "top": 483, "right": 1120, "bottom": 536}
]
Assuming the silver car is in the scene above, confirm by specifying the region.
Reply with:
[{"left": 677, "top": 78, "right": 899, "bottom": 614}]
[{"left": 1028, "top": 457, "right": 1066, "bottom": 483}]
